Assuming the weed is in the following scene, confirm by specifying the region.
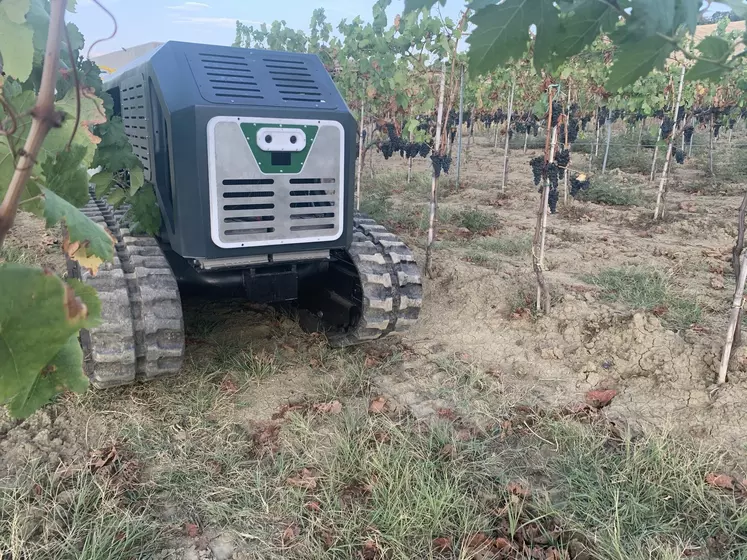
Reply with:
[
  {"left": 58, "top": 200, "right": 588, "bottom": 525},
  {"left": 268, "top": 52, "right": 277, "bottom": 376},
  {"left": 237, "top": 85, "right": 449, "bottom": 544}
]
[
  {"left": 509, "top": 418, "right": 747, "bottom": 559},
  {"left": 451, "top": 209, "right": 499, "bottom": 233},
  {"left": 577, "top": 177, "right": 643, "bottom": 206},
  {"left": 474, "top": 235, "right": 532, "bottom": 256},
  {"left": 0, "top": 464, "right": 165, "bottom": 560},
  {"left": 585, "top": 267, "right": 702, "bottom": 329},
  {"left": 0, "top": 245, "right": 38, "bottom": 265}
]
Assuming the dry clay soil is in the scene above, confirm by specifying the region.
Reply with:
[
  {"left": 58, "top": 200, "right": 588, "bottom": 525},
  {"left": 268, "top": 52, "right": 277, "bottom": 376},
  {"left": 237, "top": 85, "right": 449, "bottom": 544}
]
[{"left": 2, "top": 135, "right": 747, "bottom": 521}]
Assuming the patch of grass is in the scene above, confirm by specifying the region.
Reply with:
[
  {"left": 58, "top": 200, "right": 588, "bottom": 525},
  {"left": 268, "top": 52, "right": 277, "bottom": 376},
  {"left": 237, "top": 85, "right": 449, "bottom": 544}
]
[
  {"left": 434, "top": 354, "right": 495, "bottom": 395},
  {"left": 0, "top": 245, "right": 38, "bottom": 265},
  {"left": 584, "top": 267, "right": 702, "bottom": 329},
  {"left": 464, "top": 249, "right": 499, "bottom": 269},
  {"left": 473, "top": 235, "right": 532, "bottom": 256},
  {"left": 278, "top": 412, "right": 502, "bottom": 557},
  {"left": 0, "top": 464, "right": 165, "bottom": 560},
  {"left": 577, "top": 177, "right": 643, "bottom": 206},
  {"left": 450, "top": 209, "right": 499, "bottom": 234},
  {"left": 506, "top": 417, "right": 747, "bottom": 559}
]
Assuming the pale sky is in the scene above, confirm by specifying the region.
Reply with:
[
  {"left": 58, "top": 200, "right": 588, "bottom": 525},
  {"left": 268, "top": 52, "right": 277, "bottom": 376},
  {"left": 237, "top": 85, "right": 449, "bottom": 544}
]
[{"left": 69, "top": 0, "right": 732, "bottom": 58}]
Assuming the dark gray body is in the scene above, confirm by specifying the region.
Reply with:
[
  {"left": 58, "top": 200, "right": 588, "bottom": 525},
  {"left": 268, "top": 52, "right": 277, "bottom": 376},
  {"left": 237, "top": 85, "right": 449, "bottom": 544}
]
[{"left": 104, "top": 41, "right": 357, "bottom": 261}]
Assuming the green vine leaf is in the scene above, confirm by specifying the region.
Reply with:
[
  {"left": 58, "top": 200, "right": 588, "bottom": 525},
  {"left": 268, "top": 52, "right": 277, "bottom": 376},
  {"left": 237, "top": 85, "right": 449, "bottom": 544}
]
[
  {"left": 126, "top": 183, "right": 161, "bottom": 235},
  {"left": 45, "top": 87, "right": 107, "bottom": 166},
  {"left": 41, "top": 187, "right": 115, "bottom": 266},
  {"left": 0, "top": 0, "right": 34, "bottom": 81},
  {"left": 466, "top": 0, "right": 537, "bottom": 76},
  {"left": 0, "top": 264, "right": 98, "bottom": 417},
  {"left": 40, "top": 144, "right": 90, "bottom": 208},
  {"left": 721, "top": 0, "right": 747, "bottom": 19},
  {"left": 403, "top": 0, "right": 445, "bottom": 14},
  {"left": 605, "top": 35, "right": 674, "bottom": 92},
  {"left": 547, "top": 0, "right": 617, "bottom": 69},
  {"left": 6, "top": 334, "right": 89, "bottom": 417},
  {"left": 685, "top": 36, "right": 733, "bottom": 82}
]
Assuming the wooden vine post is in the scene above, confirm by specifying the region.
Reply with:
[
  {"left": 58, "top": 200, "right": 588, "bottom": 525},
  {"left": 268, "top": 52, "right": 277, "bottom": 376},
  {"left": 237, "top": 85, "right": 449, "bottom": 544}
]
[
  {"left": 636, "top": 118, "right": 645, "bottom": 155},
  {"left": 533, "top": 85, "right": 557, "bottom": 314},
  {"left": 425, "top": 62, "right": 447, "bottom": 278},
  {"left": 355, "top": 99, "right": 365, "bottom": 210},
  {"left": 455, "top": 64, "right": 465, "bottom": 188},
  {"left": 601, "top": 114, "right": 612, "bottom": 175},
  {"left": 718, "top": 251, "right": 747, "bottom": 385},
  {"left": 688, "top": 116, "right": 695, "bottom": 157},
  {"left": 731, "top": 191, "right": 747, "bottom": 346},
  {"left": 649, "top": 122, "right": 662, "bottom": 182},
  {"left": 708, "top": 112, "right": 715, "bottom": 176},
  {"left": 563, "top": 84, "right": 571, "bottom": 204},
  {"left": 501, "top": 80, "right": 515, "bottom": 191},
  {"left": 653, "top": 65, "right": 686, "bottom": 221}
]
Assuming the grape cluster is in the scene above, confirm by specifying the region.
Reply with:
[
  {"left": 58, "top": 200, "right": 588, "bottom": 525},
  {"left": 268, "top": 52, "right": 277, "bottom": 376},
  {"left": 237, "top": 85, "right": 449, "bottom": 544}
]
[
  {"left": 530, "top": 156, "right": 545, "bottom": 186},
  {"left": 547, "top": 163, "right": 560, "bottom": 214},
  {"left": 547, "top": 163, "right": 559, "bottom": 191},
  {"left": 581, "top": 115, "right": 591, "bottom": 131},
  {"left": 548, "top": 188, "right": 559, "bottom": 214},
  {"left": 683, "top": 125, "right": 694, "bottom": 144},
  {"left": 674, "top": 149, "right": 686, "bottom": 164},
  {"left": 450, "top": 128, "right": 457, "bottom": 145},
  {"left": 406, "top": 142, "right": 421, "bottom": 159},
  {"left": 729, "top": 118, "right": 737, "bottom": 130},
  {"left": 570, "top": 103, "right": 579, "bottom": 118},
  {"left": 660, "top": 117, "right": 674, "bottom": 140},
  {"left": 714, "top": 123, "right": 722, "bottom": 138},
  {"left": 430, "top": 153, "right": 452, "bottom": 177},
  {"left": 555, "top": 149, "right": 570, "bottom": 180},
  {"left": 570, "top": 174, "right": 590, "bottom": 198},
  {"left": 551, "top": 101, "right": 562, "bottom": 127},
  {"left": 559, "top": 119, "right": 579, "bottom": 144},
  {"left": 611, "top": 109, "right": 624, "bottom": 123},
  {"left": 419, "top": 143, "right": 431, "bottom": 158},
  {"left": 598, "top": 107, "right": 609, "bottom": 127},
  {"left": 675, "top": 105, "right": 686, "bottom": 125}
]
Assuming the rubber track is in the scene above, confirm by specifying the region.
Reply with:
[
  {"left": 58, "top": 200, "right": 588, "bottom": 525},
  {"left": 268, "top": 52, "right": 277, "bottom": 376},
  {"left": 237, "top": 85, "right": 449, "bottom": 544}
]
[
  {"left": 93, "top": 198, "right": 185, "bottom": 383},
  {"left": 329, "top": 213, "right": 423, "bottom": 347},
  {"left": 73, "top": 200, "right": 138, "bottom": 386}
]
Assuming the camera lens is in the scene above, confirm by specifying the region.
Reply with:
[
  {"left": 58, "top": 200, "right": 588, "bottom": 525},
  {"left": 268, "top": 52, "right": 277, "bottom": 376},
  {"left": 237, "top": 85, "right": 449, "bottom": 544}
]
[
  {"left": 290, "top": 135, "right": 297, "bottom": 144},
  {"left": 265, "top": 135, "right": 272, "bottom": 143}
]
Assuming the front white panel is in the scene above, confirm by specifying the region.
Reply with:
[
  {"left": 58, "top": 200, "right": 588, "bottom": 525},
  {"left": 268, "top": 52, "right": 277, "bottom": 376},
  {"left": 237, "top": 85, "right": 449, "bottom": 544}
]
[{"left": 207, "top": 117, "right": 345, "bottom": 249}]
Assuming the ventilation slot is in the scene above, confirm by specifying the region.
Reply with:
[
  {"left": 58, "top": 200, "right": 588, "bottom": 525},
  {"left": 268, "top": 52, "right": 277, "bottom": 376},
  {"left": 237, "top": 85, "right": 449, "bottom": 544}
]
[
  {"left": 201, "top": 58, "right": 249, "bottom": 67},
  {"left": 120, "top": 81, "right": 150, "bottom": 175},
  {"left": 223, "top": 191, "right": 275, "bottom": 199},
  {"left": 223, "top": 179, "right": 274, "bottom": 186},
  {"left": 200, "top": 52, "right": 244, "bottom": 60},
  {"left": 290, "top": 224, "right": 335, "bottom": 232},
  {"left": 225, "top": 227, "right": 275, "bottom": 236}
]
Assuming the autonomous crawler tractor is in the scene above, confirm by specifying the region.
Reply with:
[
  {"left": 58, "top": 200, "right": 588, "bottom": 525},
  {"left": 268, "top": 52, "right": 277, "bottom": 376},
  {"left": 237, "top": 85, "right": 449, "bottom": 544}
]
[{"left": 71, "top": 41, "right": 423, "bottom": 387}]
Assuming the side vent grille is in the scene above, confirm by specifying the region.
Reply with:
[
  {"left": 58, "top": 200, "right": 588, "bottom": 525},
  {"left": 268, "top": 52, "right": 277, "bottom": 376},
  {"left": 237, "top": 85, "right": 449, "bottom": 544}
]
[
  {"left": 198, "top": 52, "right": 263, "bottom": 100},
  {"left": 186, "top": 46, "right": 335, "bottom": 108},
  {"left": 265, "top": 57, "right": 323, "bottom": 104},
  {"left": 120, "top": 80, "right": 150, "bottom": 176}
]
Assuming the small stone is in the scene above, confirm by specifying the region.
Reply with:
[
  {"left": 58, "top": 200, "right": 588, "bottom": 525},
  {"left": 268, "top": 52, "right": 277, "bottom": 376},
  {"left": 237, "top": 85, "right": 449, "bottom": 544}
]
[{"left": 209, "top": 535, "right": 234, "bottom": 560}]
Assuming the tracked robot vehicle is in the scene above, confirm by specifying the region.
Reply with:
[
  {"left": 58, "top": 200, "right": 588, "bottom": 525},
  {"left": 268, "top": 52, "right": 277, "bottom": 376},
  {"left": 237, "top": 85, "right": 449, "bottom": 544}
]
[{"left": 72, "top": 41, "right": 422, "bottom": 387}]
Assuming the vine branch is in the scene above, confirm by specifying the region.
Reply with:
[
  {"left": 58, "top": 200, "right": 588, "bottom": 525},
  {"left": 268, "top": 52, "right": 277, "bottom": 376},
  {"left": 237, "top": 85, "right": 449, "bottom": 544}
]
[{"left": 0, "top": 0, "right": 67, "bottom": 247}]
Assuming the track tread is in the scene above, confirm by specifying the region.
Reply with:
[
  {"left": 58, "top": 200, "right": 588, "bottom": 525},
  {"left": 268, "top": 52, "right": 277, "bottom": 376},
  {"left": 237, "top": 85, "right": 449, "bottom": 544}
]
[
  {"left": 328, "top": 213, "right": 423, "bottom": 347},
  {"left": 69, "top": 191, "right": 185, "bottom": 387}
]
